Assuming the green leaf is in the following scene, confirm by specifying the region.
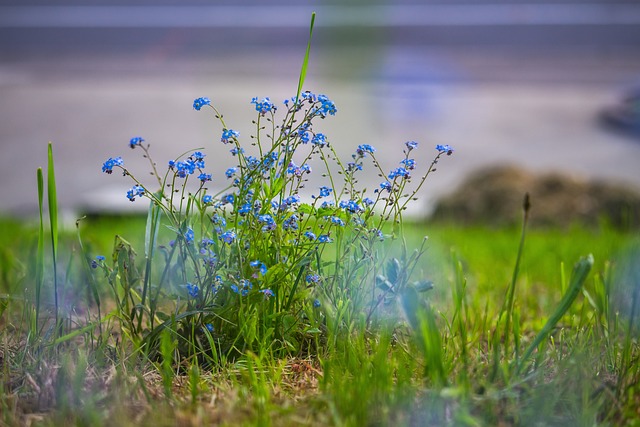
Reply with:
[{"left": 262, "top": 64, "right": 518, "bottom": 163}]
[
  {"left": 386, "top": 258, "right": 401, "bottom": 285},
  {"left": 35, "top": 167, "right": 44, "bottom": 326},
  {"left": 516, "top": 254, "right": 594, "bottom": 374},
  {"left": 47, "top": 143, "right": 58, "bottom": 256},
  {"left": 295, "top": 12, "right": 316, "bottom": 101},
  {"left": 413, "top": 280, "right": 434, "bottom": 292}
]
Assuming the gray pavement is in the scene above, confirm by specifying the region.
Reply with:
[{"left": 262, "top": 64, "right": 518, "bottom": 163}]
[{"left": 2, "top": 50, "right": 640, "bottom": 222}]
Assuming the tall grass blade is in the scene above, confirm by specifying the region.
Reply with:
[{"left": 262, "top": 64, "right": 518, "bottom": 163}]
[
  {"left": 47, "top": 143, "right": 60, "bottom": 335},
  {"left": 35, "top": 167, "right": 45, "bottom": 328},
  {"left": 503, "top": 193, "right": 530, "bottom": 358},
  {"left": 295, "top": 12, "right": 315, "bottom": 101},
  {"left": 516, "top": 254, "right": 593, "bottom": 374}
]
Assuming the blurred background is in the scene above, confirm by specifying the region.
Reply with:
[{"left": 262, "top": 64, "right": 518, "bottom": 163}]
[{"left": 2, "top": 0, "right": 640, "bottom": 221}]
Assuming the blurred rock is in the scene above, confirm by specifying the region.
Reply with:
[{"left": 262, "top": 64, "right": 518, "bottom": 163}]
[{"left": 431, "top": 165, "right": 640, "bottom": 229}]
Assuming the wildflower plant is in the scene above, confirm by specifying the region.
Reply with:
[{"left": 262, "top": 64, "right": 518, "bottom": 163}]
[
  {"left": 96, "top": 16, "right": 453, "bottom": 361},
  {"left": 97, "top": 89, "right": 453, "bottom": 360}
]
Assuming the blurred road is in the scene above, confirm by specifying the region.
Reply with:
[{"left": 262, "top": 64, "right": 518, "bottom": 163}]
[{"left": 1, "top": 2, "right": 640, "bottom": 220}]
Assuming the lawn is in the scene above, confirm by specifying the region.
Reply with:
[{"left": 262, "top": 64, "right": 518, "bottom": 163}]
[{"left": 1, "top": 215, "right": 638, "bottom": 426}]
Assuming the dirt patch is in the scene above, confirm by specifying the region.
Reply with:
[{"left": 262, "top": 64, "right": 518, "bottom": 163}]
[{"left": 431, "top": 165, "right": 640, "bottom": 229}]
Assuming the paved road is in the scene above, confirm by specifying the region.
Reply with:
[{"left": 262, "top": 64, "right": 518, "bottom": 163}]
[{"left": 1, "top": 3, "right": 640, "bottom": 220}]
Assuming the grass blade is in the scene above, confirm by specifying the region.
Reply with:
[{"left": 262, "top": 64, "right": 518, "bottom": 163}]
[
  {"left": 503, "top": 193, "right": 530, "bottom": 358},
  {"left": 35, "top": 167, "right": 45, "bottom": 329},
  {"left": 47, "top": 143, "right": 60, "bottom": 335},
  {"left": 295, "top": 12, "right": 315, "bottom": 101},
  {"left": 516, "top": 254, "right": 594, "bottom": 374}
]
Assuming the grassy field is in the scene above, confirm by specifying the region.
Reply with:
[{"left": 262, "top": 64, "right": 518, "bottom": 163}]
[{"left": 1, "top": 215, "right": 638, "bottom": 426}]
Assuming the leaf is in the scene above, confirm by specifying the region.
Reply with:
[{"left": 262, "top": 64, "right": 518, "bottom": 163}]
[
  {"left": 516, "top": 254, "right": 594, "bottom": 374},
  {"left": 413, "top": 280, "right": 434, "bottom": 293},
  {"left": 295, "top": 12, "right": 316, "bottom": 101},
  {"left": 386, "top": 258, "right": 401, "bottom": 284},
  {"left": 35, "top": 167, "right": 44, "bottom": 325},
  {"left": 375, "top": 275, "right": 394, "bottom": 292}
]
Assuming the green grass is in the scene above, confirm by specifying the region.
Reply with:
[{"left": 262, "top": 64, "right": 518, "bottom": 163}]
[{"left": 1, "top": 215, "right": 638, "bottom": 426}]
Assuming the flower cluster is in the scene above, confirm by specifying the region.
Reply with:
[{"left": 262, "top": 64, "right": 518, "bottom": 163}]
[
  {"left": 100, "top": 91, "right": 453, "bottom": 348},
  {"left": 193, "top": 97, "right": 211, "bottom": 111},
  {"left": 102, "top": 157, "right": 123, "bottom": 174},
  {"left": 251, "top": 97, "right": 276, "bottom": 115}
]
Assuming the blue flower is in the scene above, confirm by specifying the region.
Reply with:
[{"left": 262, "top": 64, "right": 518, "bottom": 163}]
[
  {"left": 230, "top": 147, "right": 244, "bottom": 156},
  {"left": 283, "top": 214, "right": 299, "bottom": 231},
  {"left": 261, "top": 152, "right": 279, "bottom": 171},
  {"left": 372, "top": 229, "right": 384, "bottom": 241},
  {"left": 285, "top": 161, "right": 301, "bottom": 177},
  {"left": 258, "top": 214, "right": 276, "bottom": 232},
  {"left": 376, "top": 181, "right": 392, "bottom": 193},
  {"left": 312, "top": 133, "right": 327, "bottom": 147},
  {"left": 299, "top": 131, "right": 310, "bottom": 143},
  {"left": 230, "top": 284, "right": 239, "bottom": 294},
  {"left": 251, "top": 97, "right": 276, "bottom": 115},
  {"left": 221, "top": 193, "right": 235, "bottom": 205},
  {"left": 186, "top": 282, "right": 199, "bottom": 298},
  {"left": 239, "top": 279, "right": 253, "bottom": 296},
  {"left": 356, "top": 144, "right": 376, "bottom": 157},
  {"left": 306, "top": 274, "right": 320, "bottom": 284},
  {"left": 172, "top": 159, "right": 196, "bottom": 178},
  {"left": 316, "top": 94, "right": 337, "bottom": 117},
  {"left": 436, "top": 144, "right": 454, "bottom": 154},
  {"left": 316, "top": 186, "right": 332, "bottom": 198},
  {"left": 201, "top": 238, "right": 214, "bottom": 248},
  {"left": 245, "top": 156, "right": 260, "bottom": 170},
  {"left": 238, "top": 202, "right": 252, "bottom": 215},
  {"left": 318, "top": 235, "right": 333, "bottom": 243},
  {"left": 126, "top": 185, "right": 145, "bottom": 202},
  {"left": 190, "top": 151, "right": 206, "bottom": 169},
  {"left": 313, "top": 299, "right": 321, "bottom": 308},
  {"left": 220, "top": 230, "right": 236, "bottom": 244},
  {"left": 198, "top": 173, "right": 212, "bottom": 182},
  {"left": 221, "top": 129, "right": 239, "bottom": 144},
  {"left": 203, "top": 254, "right": 217, "bottom": 268},
  {"left": 339, "top": 200, "right": 362, "bottom": 214},
  {"left": 330, "top": 216, "right": 346, "bottom": 227},
  {"left": 400, "top": 158, "right": 416, "bottom": 170},
  {"left": 388, "top": 167, "right": 410, "bottom": 180},
  {"left": 184, "top": 227, "right": 194, "bottom": 244},
  {"left": 225, "top": 167, "right": 237, "bottom": 179},
  {"left": 259, "top": 289, "right": 275, "bottom": 299},
  {"left": 205, "top": 323, "right": 214, "bottom": 332},
  {"left": 193, "top": 97, "right": 211, "bottom": 111},
  {"left": 102, "top": 157, "right": 123, "bottom": 174},
  {"left": 250, "top": 260, "right": 268, "bottom": 276},
  {"left": 405, "top": 141, "right": 418, "bottom": 151},
  {"left": 304, "top": 231, "right": 317, "bottom": 241},
  {"left": 211, "top": 214, "right": 226, "bottom": 228},
  {"left": 347, "top": 162, "right": 362, "bottom": 172},
  {"left": 91, "top": 255, "right": 105, "bottom": 269},
  {"left": 320, "top": 201, "right": 335, "bottom": 209},
  {"left": 129, "top": 136, "right": 144, "bottom": 149},
  {"left": 363, "top": 197, "right": 375, "bottom": 206},
  {"left": 283, "top": 195, "right": 300, "bottom": 206},
  {"left": 202, "top": 194, "right": 213, "bottom": 204}
]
